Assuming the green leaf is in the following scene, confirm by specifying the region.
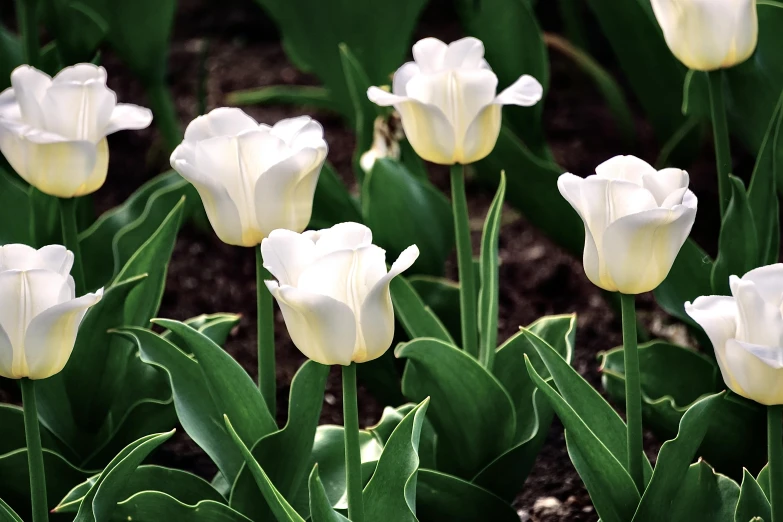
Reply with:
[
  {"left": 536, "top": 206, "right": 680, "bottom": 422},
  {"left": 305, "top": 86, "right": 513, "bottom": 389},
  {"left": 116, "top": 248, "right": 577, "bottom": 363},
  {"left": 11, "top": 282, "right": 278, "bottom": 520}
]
[
  {"left": 525, "top": 352, "right": 639, "bottom": 522},
  {"left": 632, "top": 393, "right": 726, "bottom": 521},
  {"left": 162, "top": 313, "right": 241, "bottom": 355},
  {"left": 28, "top": 187, "right": 60, "bottom": 248},
  {"left": 115, "top": 492, "right": 253, "bottom": 522},
  {"left": 711, "top": 176, "right": 759, "bottom": 295},
  {"left": 668, "top": 461, "right": 739, "bottom": 522},
  {"left": 44, "top": 0, "right": 107, "bottom": 63},
  {"left": 117, "top": 327, "right": 244, "bottom": 481},
  {"left": 747, "top": 93, "right": 783, "bottom": 266},
  {"left": 309, "top": 163, "right": 362, "bottom": 230},
  {"left": 390, "top": 276, "right": 454, "bottom": 344},
  {"left": 368, "top": 404, "right": 437, "bottom": 470},
  {"left": 736, "top": 469, "right": 772, "bottom": 522},
  {"left": 224, "top": 416, "right": 306, "bottom": 522},
  {"left": 153, "top": 319, "right": 277, "bottom": 448},
  {"left": 478, "top": 173, "right": 505, "bottom": 368},
  {"left": 0, "top": 498, "right": 22, "bottom": 522},
  {"left": 0, "top": 167, "right": 31, "bottom": 245},
  {"left": 226, "top": 85, "right": 337, "bottom": 113},
  {"left": 415, "top": 470, "right": 519, "bottom": 522},
  {"left": 230, "top": 361, "right": 329, "bottom": 521},
  {"left": 362, "top": 158, "right": 454, "bottom": 275},
  {"left": 308, "top": 467, "right": 349, "bottom": 522},
  {"left": 363, "top": 399, "right": 429, "bottom": 521},
  {"left": 0, "top": 25, "right": 22, "bottom": 91},
  {"left": 396, "top": 338, "right": 516, "bottom": 478},
  {"left": 74, "top": 430, "right": 174, "bottom": 522},
  {"left": 654, "top": 239, "right": 713, "bottom": 334},
  {"left": 409, "top": 276, "right": 461, "bottom": 342}
]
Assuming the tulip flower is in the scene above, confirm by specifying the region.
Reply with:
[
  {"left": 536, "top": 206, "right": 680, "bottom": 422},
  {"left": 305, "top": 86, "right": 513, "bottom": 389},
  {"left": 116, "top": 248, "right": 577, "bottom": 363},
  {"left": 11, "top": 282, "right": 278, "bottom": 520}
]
[
  {"left": 651, "top": 0, "right": 758, "bottom": 71},
  {"left": 261, "top": 222, "right": 419, "bottom": 366},
  {"left": 558, "top": 155, "right": 698, "bottom": 294},
  {"left": 0, "top": 64, "right": 152, "bottom": 198},
  {"left": 171, "top": 108, "right": 328, "bottom": 247},
  {"left": 0, "top": 244, "right": 103, "bottom": 379},
  {"left": 686, "top": 264, "right": 783, "bottom": 405},
  {"left": 366, "top": 37, "right": 543, "bottom": 165}
]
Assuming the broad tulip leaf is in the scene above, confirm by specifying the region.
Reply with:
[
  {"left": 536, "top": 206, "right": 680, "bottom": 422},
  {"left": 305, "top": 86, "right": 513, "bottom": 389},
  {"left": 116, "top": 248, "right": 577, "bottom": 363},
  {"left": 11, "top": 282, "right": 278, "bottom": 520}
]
[
  {"left": 308, "top": 467, "right": 349, "bottom": 522},
  {"left": 668, "top": 461, "right": 739, "bottom": 522},
  {"left": 118, "top": 327, "right": 244, "bottom": 481},
  {"left": 44, "top": 0, "right": 107, "bottom": 63},
  {"left": 747, "top": 93, "right": 783, "bottom": 266},
  {"left": 0, "top": 167, "right": 30, "bottom": 245},
  {"left": 390, "top": 276, "right": 454, "bottom": 345},
  {"left": 224, "top": 416, "right": 306, "bottom": 522},
  {"left": 74, "top": 430, "right": 174, "bottom": 522},
  {"left": 363, "top": 400, "right": 429, "bottom": 521},
  {"left": 309, "top": 163, "right": 362, "bottom": 230},
  {"left": 29, "top": 187, "right": 60, "bottom": 248},
  {"left": 478, "top": 173, "right": 505, "bottom": 368},
  {"left": 368, "top": 404, "right": 437, "bottom": 470},
  {"left": 114, "top": 492, "right": 252, "bottom": 522},
  {"left": 226, "top": 85, "right": 338, "bottom": 113},
  {"left": 162, "top": 313, "right": 241, "bottom": 355},
  {"left": 230, "top": 361, "right": 329, "bottom": 521},
  {"left": 79, "top": 171, "right": 190, "bottom": 292},
  {"left": 0, "top": 25, "right": 22, "bottom": 91},
  {"left": 711, "top": 176, "right": 759, "bottom": 295},
  {"left": 525, "top": 355, "right": 640, "bottom": 522},
  {"left": 0, "top": 498, "right": 22, "bottom": 522},
  {"left": 736, "top": 469, "right": 772, "bottom": 522},
  {"left": 408, "top": 276, "right": 461, "bottom": 342},
  {"left": 416, "top": 470, "right": 519, "bottom": 522},
  {"left": 632, "top": 393, "right": 725, "bottom": 521},
  {"left": 363, "top": 158, "right": 454, "bottom": 276},
  {"left": 153, "top": 319, "right": 277, "bottom": 449},
  {"left": 396, "top": 338, "right": 516, "bottom": 478}
]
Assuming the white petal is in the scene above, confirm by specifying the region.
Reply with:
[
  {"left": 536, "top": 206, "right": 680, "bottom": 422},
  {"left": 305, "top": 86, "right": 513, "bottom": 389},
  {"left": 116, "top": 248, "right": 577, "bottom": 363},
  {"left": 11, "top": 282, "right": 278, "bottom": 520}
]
[
  {"left": 266, "top": 282, "right": 356, "bottom": 366},
  {"left": 444, "top": 37, "right": 486, "bottom": 69},
  {"left": 271, "top": 116, "right": 319, "bottom": 145},
  {"left": 723, "top": 339, "right": 783, "bottom": 405},
  {"left": 460, "top": 104, "right": 502, "bottom": 164},
  {"left": 9, "top": 65, "right": 52, "bottom": 128},
  {"left": 39, "top": 78, "right": 117, "bottom": 141},
  {"left": 396, "top": 99, "right": 456, "bottom": 164},
  {"left": 641, "top": 168, "right": 689, "bottom": 207},
  {"left": 595, "top": 155, "right": 656, "bottom": 185},
  {"left": 358, "top": 245, "right": 419, "bottom": 363},
  {"left": 0, "top": 324, "right": 14, "bottom": 379},
  {"left": 392, "top": 62, "right": 420, "bottom": 96},
  {"left": 731, "top": 275, "right": 783, "bottom": 348},
  {"left": 0, "top": 244, "right": 73, "bottom": 275},
  {"left": 602, "top": 205, "right": 697, "bottom": 294},
  {"left": 261, "top": 230, "right": 318, "bottom": 286},
  {"left": 312, "top": 222, "right": 374, "bottom": 256},
  {"left": 493, "top": 75, "right": 543, "bottom": 107},
  {"left": 412, "top": 38, "right": 449, "bottom": 74},
  {"left": 183, "top": 107, "right": 260, "bottom": 141},
  {"left": 736, "top": 264, "right": 783, "bottom": 306},
  {"left": 52, "top": 63, "right": 107, "bottom": 84},
  {"left": 367, "top": 86, "right": 408, "bottom": 107},
  {"left": 104, "top": 103, "right": 153, "bottom": 135},
  {"left": 24, "top": 288, "right": 103, "bottom": 379},
  {"left": 685, "top": 296, "right": 739, "bottom": 388}
]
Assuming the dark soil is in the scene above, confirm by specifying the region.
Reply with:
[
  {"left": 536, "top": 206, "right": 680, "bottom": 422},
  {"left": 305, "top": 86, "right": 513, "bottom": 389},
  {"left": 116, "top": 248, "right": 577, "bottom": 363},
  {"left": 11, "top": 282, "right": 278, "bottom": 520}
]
[{"left": 4, "top": 0, "right": 740, "bottom": 520}]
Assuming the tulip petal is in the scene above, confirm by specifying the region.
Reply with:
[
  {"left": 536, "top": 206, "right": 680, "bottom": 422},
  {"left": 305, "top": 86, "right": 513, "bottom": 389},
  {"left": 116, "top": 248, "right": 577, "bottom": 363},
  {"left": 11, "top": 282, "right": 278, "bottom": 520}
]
[
  {"left": 52, "top": 63, "right": 107, "bottom": 84},
  {"left": 310, "top": 222, "right": 374, "bottom": 256},
  {"left": 731, "top": 275, "right": 783, "bottom": 348},
  {"left": 24, "top": 289, "right": 103, "bottom": 379},
  {"left": 595, "top": 155, "right": 656, "bottom": 185},
  {"left": 72, "top": 137, "right": 109, "bottom": 197},
  {"left": 184, "top": 107, "right": 260, "bottom": 141},
  {"left": 734, "top": 264, "right": 783, "bottom": 307},
  {"left": 685, "top": 295, "right": 739, "bottom": 390},
  {"left": 395, "top": 99, "right": 456, "bottom": 164},
  {"left": 412, "top": 38, "right": 449, "bottom": 73},
  {"left": 0, "top": 324, "right": 14, "bottom": 379},
  {"left": 266, "top": 282, "right": 356, "bottom": 366},
  {"left": 271, "top": 116, "right": 322, "bottom": 147},
  {"left": 460, "top": 104, "right": 502, "bottom": 164},
  {"left": 493, "top": 75, "right": 543, "bottom": 107},
  {"left": 261, "top": 229, "right": 318, "bottom": 286},
  {"left": 444, "top": 37, "right": 485, "bottom": 69},
  {"left": 724, "top": 339, "right": 783, "bottom": 405},
  {"left": 104, "top": 103, "right": 153, "bottom": 134},
  {"left": 393, "top": 62, "right": 420, "bottom": 96},
  {"left": 358, "top": 245, "right": 419, "bottom": 362},
  {"left": 602, "top": 205, "right": 696, "bottom": 294},
  {"left": 641, "top": 168, "right": 689, "bottom": 206},
  {"left": 9, "top": 65, "right": 51, "bottom": 128},
  {"left": 0, "top": 244, "right": 73, "bottom": 275},
  {"left": 367, "top": 87, "right": 409, "bottom": 107},
  {"left": 40, "top": 79, "right": 116, "bottom": 141}
]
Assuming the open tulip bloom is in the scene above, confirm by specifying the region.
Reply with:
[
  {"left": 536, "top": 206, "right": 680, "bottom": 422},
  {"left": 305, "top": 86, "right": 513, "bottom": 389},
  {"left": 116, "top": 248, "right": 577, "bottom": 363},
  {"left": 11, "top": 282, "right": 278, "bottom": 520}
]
[
  {"left": 367, "top": 37, "right": 543, "bottom": 165},
  {"left": 0, "top": 64, "right": 152, "bottom": 198}
]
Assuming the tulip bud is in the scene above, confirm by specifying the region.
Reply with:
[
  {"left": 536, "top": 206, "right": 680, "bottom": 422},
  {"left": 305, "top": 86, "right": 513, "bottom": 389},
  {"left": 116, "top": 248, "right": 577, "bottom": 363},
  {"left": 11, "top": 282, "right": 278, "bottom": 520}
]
[
  {"left": 651, "top": 0, "right": 758, "bottom": 71},
  {"left": 367, "top": 37, "right": 543, "bottom": 165},
  {"left": 0, "top": 64, "right": 152, "bottom": 198},
  {"left": 261, "top": 223, "right": 419, "bottom": 366},
  {"left": 686, "top": 264, "right": 783, "bottom": 405},
  {"left": 558, "top": 155, "right": 698, "bottom": 294},
  {"left": 0, "top": 244, "right": 103, "bottom": 379},
  {"left": 171, "top": 109, "right": 328, "bottom": 247}
]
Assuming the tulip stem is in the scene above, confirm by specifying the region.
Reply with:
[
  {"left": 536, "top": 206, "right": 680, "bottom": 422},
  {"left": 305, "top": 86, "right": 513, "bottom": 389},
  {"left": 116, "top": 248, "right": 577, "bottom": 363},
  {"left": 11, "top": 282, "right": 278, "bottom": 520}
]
[
  {"left": 16, "top": 0, "right": 39, "bottom": 67},
  {"left": 20, "top": 379, "right": 48, "bottom": 522},
  {"left": 620, "top": 293, "right": 644, "bottom": 493},
  {"left": 145, "top": 80, "right": 183, "bottom": 154},
  {"left": 342, "top": 363, "right": 364, "bottom": 522},
  {"left": 59, "top": 198, "right": 85, "bottom": 296},
  {"left": 707, "top": 70, "right": 732, "bottom": 219},
  {"left": 769, "top": 405, "right": 783, "bottom": 522},
  {"left": 255, "top": 248, "right": 276, "bottom": 420},
  {"left": 450, "top": 164, "right": 478, "bottom": 359}
]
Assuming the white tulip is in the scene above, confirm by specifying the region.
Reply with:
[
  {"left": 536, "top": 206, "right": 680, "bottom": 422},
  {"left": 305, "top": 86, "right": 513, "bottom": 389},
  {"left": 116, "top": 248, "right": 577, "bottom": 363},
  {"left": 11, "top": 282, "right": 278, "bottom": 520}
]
[
  {"left": 0, "top": 244, "right": 103, "bottom": 379},
  {"left": 0, "top": 64, "right": 152, "bottom": 198},
  {"left": 262, "top": 223, "right": 419, "bottom": 366},
  {"left": 558, "top": 155, "right": 697, "bottom": 294},
  {"left": 651, "top": 0, "right": 758, "bottom": 71},
  {"left": 367, "top": 37, "right": 543, "bottom": 165},
  {"left": 171, "top": 109, "right": 328, "bottom": 247},
  {"left": 686, "top": 264, "right": 783, "bottom": 405}
]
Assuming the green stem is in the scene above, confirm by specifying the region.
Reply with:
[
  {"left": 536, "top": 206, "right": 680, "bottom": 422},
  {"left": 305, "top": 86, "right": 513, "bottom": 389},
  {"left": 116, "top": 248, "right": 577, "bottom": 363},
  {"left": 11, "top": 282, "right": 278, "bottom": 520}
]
[
  {"left": 256, "top": 248, "right": 276, "bottom": 419},
  {"left": 450, "top": 164, "right": 478, "bottom": 358},
  {"left": 16, "top": 0, "right": 39, "bottom": 67},
  {"left": 145, "top": 80, "right": 183, "bottom": 154},
  {"left": 707, "top": 70, "right": 732, "bottom": 219},
  {"left": 770, "top": 405, "right": 783, "bottom": 522},
  {"left": 621, "top": 293, "right": 644, "bottom": 493},
  {"left": 21, "top": 379, "right": 48, "bottom": 522},
  {"left": 59, "top": 198, "right": 85, "bottom": 296},
  {"left": 342, "top": 363, "right": 364, "bottom": 522}
]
